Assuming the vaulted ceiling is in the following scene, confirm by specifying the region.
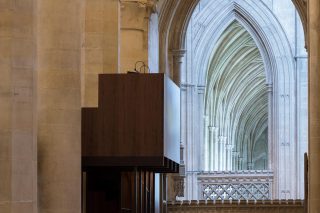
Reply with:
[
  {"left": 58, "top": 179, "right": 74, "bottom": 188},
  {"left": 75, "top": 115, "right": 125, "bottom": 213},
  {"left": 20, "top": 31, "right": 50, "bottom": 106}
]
[{"left": 205, "top": 21, "right": 268, "bottom": 170}]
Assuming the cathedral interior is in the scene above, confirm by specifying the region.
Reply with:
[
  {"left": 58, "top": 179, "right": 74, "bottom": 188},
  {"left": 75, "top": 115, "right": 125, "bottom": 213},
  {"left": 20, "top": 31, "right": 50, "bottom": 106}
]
[{"left": 0, "top": 0, "right": 319, "bottom": 213}]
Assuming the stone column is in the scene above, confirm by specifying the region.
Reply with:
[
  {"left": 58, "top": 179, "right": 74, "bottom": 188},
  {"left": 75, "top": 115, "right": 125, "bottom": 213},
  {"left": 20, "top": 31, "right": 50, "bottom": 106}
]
[
  {"left": 210, "top": 127, "right": 219, "bottom": 171},
  {"left": 232, "top": 151, "right": 240, "bottom": 170},
  {"left": 218, "top": 136, "right": 226, "bottom": 171},
  {"left": 171, "top": 49, "right": 186, "bottom": 86},
  {"left": 308, "top": 0, "right": 320, "bottom": 211},
  {"left": 208, "top": 126, "right": 217, "bottom": 171},
  {"left": 247, "top": 162, "right": 254, "bottom": 170},
  {"left": 82, "top": 0, "right": 120, "bottom": 107},
  {"left": 226, "top": 143, "right": 233, "bottom": 170},
  {"left": 37, "top": 0, "right": 82, "bottom": 212},
  {"left": 266, "top": 83, "right": 273, "bottom": 170},
  {"left": 204, "top": 116, "right": 209, "bottom": 170},
  {"left": 238, "top": 156, "right": 243, "bottom": 170},
  {"left": 120, "top": 0, "right": 156, "bottom": 73},
  {"left": 0, "top": 1, "right": 37, "bottom": 212}
]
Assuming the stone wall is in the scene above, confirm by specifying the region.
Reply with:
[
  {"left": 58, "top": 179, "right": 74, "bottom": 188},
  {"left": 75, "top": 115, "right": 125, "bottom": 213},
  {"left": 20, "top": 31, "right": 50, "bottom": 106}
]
[
  {"left": 0, "top": 0, "right": 37, "bottom": 212},
  {"left": 308, "top": 0, "right": 320, "bottom": 212}
]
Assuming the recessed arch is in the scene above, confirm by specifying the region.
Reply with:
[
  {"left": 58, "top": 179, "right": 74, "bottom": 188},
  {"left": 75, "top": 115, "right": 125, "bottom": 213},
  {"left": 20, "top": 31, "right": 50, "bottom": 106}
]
[
  {"left": 161, "top": 0, "right": 308, "bottom": 200},
  {"left": 203, "top": 21, "right": 268, "bottom": 155}
]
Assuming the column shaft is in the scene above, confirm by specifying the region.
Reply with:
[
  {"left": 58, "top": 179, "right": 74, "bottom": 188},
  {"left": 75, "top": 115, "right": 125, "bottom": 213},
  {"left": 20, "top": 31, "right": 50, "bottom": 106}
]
[
  {"left": 37, "top": 0, "right": 82, "bottom": 212},
  {"left": 308, "top": 0, "right": 320, "bottom": 211}
]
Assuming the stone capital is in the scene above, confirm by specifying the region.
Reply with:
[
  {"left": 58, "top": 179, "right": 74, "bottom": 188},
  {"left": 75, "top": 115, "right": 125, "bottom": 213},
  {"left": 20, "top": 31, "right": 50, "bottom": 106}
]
[
  {"left": 232, "top": 151, "right": 240, "bottom": 157},
  {"left": 226, "top": 143, "right": 233, "bottom": 150},
  {"left": 171, "top": 49, "right": 186, "bottom": 65},
  {"left": 171, "top": 49, "right": 186, "bottom": 62},
  {"left": 120, "top": 0, "right": 157, "bottom": 21},
  {"left": 218, "top": 136, "right": 227, "bottom": 144},
  {"left": 266, "top": 83, "right": 273, "bottom": 93},
  {"left": 171, "top": 49, "right": 186, "bottom": 56},
  {"left": 208, "top": 126, "right": 218, "bottom": 132}
]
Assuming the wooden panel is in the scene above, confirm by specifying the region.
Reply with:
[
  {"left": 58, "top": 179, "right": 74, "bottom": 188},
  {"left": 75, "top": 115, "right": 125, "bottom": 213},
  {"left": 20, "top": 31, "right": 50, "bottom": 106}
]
[
  {"left": 85, "top": 171, "right": 121, "bottom": 213},
  {"left": 98, "top": 74, "right": 164, "bottom": 157},
  {"left": 82, "top": 73, "right": 180, "bottom": 169}
]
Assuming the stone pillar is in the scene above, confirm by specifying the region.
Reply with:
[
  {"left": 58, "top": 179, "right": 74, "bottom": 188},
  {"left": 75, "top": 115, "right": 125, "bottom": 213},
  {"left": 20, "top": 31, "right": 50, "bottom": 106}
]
[
  {"left": 120, "top": 0, "right": 156, "bottom": 73},
  {"left": 208, "top": 126, "right": 213, "bottom": 170},
  {"left": 218, "top": 136, "right": 226, "bottom": 171},
  {"left": 171, "top": 49, "right": 186, "bottom": 86},
  {"left": 0, "top": 1, "right": 37, "bottom": 212},
  {"left": 308, "top": 0, "right": 320, "bottom": 211},
  {"left": 247, "top": 162, "right": 254, "bottom": 170},
  {"left": 226, "top": 143, "right": 233, "bottom": 170},
  {"left": 204, "top": 116, "right": 209, "bottom": 170},
  {"left": 212, "top": 127, "right": 219, "bottom": 171},
  {"left": 82, "top": 0, "right": 120, "bottom": 107},
  {"left": 0, "top": 9, "right": 13, "bottom": 207},
  {"left": 232, "top": 151, "right": 240, "bottom": 170},
  {"left": 266, "top": 83, "right": 273, "bottom": 170},
  {"left": 37, "top": 0, "right": 81, "bottom": 212},
  {"left": 208, "top": 126, "right": 218, "bottom": 171}
]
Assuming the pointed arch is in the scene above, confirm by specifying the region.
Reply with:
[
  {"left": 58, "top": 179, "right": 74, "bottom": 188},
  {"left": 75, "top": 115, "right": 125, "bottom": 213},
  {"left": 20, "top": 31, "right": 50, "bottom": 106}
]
[{"left": 160, "top": 0, "right": 308, "bottom": 200}]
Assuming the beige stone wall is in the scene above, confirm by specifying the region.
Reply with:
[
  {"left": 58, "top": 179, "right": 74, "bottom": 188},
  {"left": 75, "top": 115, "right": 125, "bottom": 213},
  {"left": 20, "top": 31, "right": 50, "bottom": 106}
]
[
  {"left": 37, "top": 0, "right": 82, "bottom": 212},
  {"left": 308, "top": 0, "right": 320, "bottom": 212},
  {"left": 81, "top": 0, "right": 158, "bottom": 106},
  {"left": 120, "top": 1, "right": 150, "bottom": 73},
  {"left": 0, "top": 0, "right": 37, "bottom": 212}
]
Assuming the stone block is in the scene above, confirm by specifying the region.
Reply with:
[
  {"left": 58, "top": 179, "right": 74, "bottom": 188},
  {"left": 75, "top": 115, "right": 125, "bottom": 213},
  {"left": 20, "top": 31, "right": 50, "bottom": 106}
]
[
  {"left": 85, "top": 19, "right": 103, "bottom": 33},
  {"left": 38, "top": 50, "right": 80, "bottom": 71},
  {"left": 12, "top": 101, "right": 33, "bottom": 131},
  {"left": 12, "top": 11, "right": 33, "bottom": 38},
  {"left": 12, "top": 131, "right": 33, "bottom": 160},
  {"left": 0, "top": 203, "right": 10, "bottom": 213},
  {"left": 12, "top": 158, "right": 34, "bottom": 201},
  {"left": 38, "top": 71, "right": 80, "bottom": 90},
  {"left": 38, "top": 88, "right": 80, "bottom": 110},
  {"left": 0, "top": 37, "right": 12, "bottom": 65},
  {"left": 83, "top": 73, "right": 98, "bottom": 107},
  {"left": 85, "top": 49, "right": 103, "bottom": 64},
  {"left": 12, "top": 38, "right": 34, "bottom": 69},
  {"left": 12, "top": 68, "right": 33, "bottom": 88},
  {"left": 0, "top": 159, "right": 11, "bottom": 202},
  {"left": 11, "top": 202, "right": 34, "bottom": 213},
  {"left": 0, "top": 10, "right": 12, "bottom": 37},
  {"left": 0, "top": 0, "right": 12, "bottom": 9},
  {"left": 0, "top": 131, "right": 11, "bottom": 160},
  {"left": 84, "top": 32, "right": 103, "bottom": 49},
  {"left": 0, "top": 101, "right": 12, "bottom": 130}
]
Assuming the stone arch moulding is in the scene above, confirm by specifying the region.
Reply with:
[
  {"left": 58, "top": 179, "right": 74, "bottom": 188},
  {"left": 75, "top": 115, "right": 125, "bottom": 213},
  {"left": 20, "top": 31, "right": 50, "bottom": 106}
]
[
  {"left": 159, "top": 0, "right": 307, "bottom": 81},
  {"left": 292, "top": 0, "right": 308, "bottom": 49},
  {"left": 160, "top": 0, "right": 305, "bottom": 199}
]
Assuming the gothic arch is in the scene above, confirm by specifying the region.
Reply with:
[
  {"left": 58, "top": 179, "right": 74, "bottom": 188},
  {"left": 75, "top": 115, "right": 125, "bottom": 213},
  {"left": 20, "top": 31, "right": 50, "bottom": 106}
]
[{"left": 160, "top": 0, "right": 306, "bottom": 200}]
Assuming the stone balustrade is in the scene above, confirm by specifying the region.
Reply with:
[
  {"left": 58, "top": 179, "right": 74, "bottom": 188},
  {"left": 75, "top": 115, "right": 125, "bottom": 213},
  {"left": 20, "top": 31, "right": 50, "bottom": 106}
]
[{"left": 167, "top": 199, "right": 305, "bottom": 213}]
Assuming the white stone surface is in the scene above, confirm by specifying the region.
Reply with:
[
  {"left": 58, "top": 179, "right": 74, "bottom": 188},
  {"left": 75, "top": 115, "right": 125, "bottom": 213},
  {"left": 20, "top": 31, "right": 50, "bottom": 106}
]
[{"left": 177, "top": 0, "right": 308, "bottom": 200}]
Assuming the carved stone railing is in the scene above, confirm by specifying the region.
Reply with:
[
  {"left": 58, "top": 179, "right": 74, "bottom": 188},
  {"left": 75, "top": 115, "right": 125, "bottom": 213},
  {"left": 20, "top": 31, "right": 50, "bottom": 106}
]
[
  {"left": 198, "top": 170, "right": 273, "bottom": 200},
  {"left": 166, "top": 200, "right": 305, "bottom": 213}
]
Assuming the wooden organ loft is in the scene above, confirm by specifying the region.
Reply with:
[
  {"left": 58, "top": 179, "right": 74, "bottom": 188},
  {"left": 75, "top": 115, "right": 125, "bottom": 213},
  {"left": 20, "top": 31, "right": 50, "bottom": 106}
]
[{"left": 82, "top": 73, "right": 180, "bottom": 213}]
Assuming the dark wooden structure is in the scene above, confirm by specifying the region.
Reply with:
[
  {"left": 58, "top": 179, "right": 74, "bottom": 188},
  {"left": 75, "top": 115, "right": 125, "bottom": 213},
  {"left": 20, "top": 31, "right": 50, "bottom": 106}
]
[{"left": 82, "top": 73, "right": 180, "bottom": 213}]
